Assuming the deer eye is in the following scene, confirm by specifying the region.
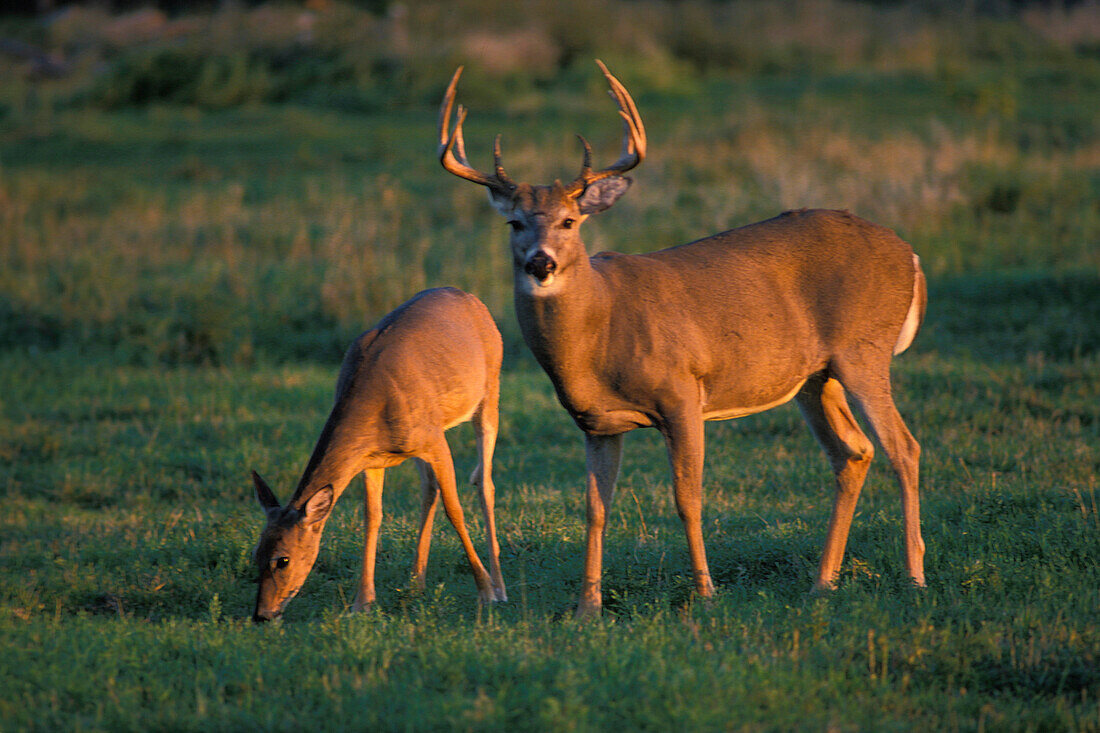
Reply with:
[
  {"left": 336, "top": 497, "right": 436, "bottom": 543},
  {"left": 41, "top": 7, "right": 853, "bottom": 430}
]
[
  {"left": 274, "top": 556, "right": 289, "bottom": 570},
  {"left": 508, "top": 220, "right": 525, "bottom": 232},
  {"left": 561, "top": 218, "right": 575, "bottom": 229}
]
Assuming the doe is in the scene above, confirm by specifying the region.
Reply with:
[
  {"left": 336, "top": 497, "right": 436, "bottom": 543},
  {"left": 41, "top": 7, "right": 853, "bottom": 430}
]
[{"left": 250, "top": 287, "right": 507, "bottom": 622}]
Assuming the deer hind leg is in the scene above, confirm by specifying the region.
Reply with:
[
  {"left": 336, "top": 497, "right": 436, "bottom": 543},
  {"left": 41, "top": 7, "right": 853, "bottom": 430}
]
[
  {"left": 471, "top": 397, "right": 507, "bottom": 602},
  {"left": 835, "top": 360, "right": 926, "bottom": 588},
  {"left": 353, "top": 467, "right": 386, "bottom": 611},
  {"left": 796, "top": 375, "right": 875, "bottom": 592},
  {"left": 410, "top": 458, "right": 440, "bottom": 593},
  {"left": 423, "top": 437, "right": 496, "bottom": 603}
]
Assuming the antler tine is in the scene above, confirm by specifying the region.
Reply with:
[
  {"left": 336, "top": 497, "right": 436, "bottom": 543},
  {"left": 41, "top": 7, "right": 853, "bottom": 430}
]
[
  {"left": 438, "top": 67, "right": 514, "bottom": 190},
  {"left": 574, "top": 134, "right": 594, "bottom": 181},
  {"left": 493, "top": 134, "right": 515, "bottom": 188},
  {"left": 450, "top": 105, "right": 471, "bottom": 164},
  {"left": 567, "top": 60, "right": 647, "bottom": 194},
  {"left": 452, "top": 105, "right": 470, "bottom": 164},
  {"left": 600, "top": 61, "right": 647, "bottom": 159},
  {"left": 438, "top": 67, "right": 462, "bottom": 150}
]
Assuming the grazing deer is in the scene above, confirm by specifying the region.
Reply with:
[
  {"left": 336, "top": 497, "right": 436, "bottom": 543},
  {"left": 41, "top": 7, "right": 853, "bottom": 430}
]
[
  {"left": 438, "top": 61, "right": 927, "bottom": 617},
  {"left": 250, "top": 287, "right": 507, "bottom": 622}
]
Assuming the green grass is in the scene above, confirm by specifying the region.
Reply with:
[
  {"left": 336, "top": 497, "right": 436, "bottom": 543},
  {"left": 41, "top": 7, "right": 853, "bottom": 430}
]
[
  {"left": 2, "top": 336, "right": 1098, "bottom": 730},
  {"left": 2, "top": 2, "right": 1100, "bottom": 729}
]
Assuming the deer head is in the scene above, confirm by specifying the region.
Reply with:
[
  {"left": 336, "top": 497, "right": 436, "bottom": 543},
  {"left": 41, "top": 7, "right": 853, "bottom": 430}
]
[
  {"left": 250, "top": 471, "right": 334, "bottom": 622},
  {"left": 439, "top": 60, "right": 646, "bottom": 294}
]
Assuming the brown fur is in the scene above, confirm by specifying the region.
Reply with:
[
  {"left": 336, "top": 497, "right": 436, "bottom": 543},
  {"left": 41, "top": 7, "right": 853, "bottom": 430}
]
[
  {"left": 250, "top": 287, "right": 506, "bottom": 622},
  {"left": 441, "top": 64, "right": 927, "bottom": 618}
]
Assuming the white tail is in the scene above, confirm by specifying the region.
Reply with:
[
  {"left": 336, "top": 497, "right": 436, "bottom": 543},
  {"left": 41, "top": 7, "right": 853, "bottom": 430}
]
[
  {"left": 894, "top": 254, "right": 926, "bottom": 355},
  {"left": 440, "top": 62, "right": 927, "bottom": 617},
  {"left": 250, "top": 287, "right": 506, "bottom": 622}
]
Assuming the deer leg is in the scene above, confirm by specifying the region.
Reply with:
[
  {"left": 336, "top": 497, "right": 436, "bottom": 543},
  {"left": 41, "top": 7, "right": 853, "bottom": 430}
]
[
  {"left": 353, "top": 467, "right": 385, "bottom": 611},
  {"left": 471, "top": 400, "right": 507, "bottom": 601},
  {"left": 837, "top": 362, "right": 926, "bottom": 588},
  {"left": 576, "top": 432, "right": 624, "bottom": 619},
  {"left": 795, "top": 375, "right": 875, "bottom": 592},
  {"left": 410, "top": 458, "right": 440, "bottom": 593},
  {"left": 423, "top": 438, "right": 496, "bottom": 603},
  {"left": 662, "top": 412, "right": 715, "bottom": 599}
]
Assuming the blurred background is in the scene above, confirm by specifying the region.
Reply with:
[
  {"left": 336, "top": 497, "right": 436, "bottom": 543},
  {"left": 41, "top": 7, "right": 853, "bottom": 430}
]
[{"left": 1, "top": 0, "right": 1098, "bottom": 366}]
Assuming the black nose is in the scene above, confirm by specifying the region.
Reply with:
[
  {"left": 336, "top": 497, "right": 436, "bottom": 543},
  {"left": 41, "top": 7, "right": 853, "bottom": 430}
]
[{"left": 524, "top": 251, "right": 557, "bottom": 281}]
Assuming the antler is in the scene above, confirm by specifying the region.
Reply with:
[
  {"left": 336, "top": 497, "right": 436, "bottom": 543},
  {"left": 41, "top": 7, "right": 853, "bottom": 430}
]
[
  {"left": 438, "top": 67, "right": 516, "bottom": 192},
  {"left": 566, "top": 60, "right": 647, "bottom": 196}
]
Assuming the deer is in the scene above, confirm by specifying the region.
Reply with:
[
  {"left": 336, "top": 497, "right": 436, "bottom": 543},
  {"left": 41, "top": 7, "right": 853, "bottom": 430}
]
[
  {"left": 249, "top": 287, "right": 507, "bottom": 622},
  {"left": 438, "top": 61, "right": 927, "bottom": 618}
]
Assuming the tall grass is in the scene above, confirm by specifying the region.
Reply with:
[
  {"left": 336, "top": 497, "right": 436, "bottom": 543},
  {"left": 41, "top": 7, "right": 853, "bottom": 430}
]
[
  {"left": 2, "top": 2, "right": 1098, "bottom": 366},
  {"left": 2, "top": 85, "right": 1099, "bottom": 363}
]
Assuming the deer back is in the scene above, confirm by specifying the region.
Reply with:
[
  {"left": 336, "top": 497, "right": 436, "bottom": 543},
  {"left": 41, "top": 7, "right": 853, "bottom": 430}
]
[{"left": 317, "top": 287, "right": 502, "bottom": 472}]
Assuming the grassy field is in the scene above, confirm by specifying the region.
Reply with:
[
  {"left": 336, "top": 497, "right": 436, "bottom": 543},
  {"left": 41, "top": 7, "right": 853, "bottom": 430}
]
[{"left": 2, "top": 2, "right": 1100, "bottom": 730}]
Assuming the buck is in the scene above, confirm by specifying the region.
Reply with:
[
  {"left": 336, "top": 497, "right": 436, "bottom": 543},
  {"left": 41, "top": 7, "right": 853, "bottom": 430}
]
[
  {"left": 250, "top": 287, "right": 507, "bottom": 622},
  {"left": 438, "top": 61, "right": 927, "bottom": 617}
]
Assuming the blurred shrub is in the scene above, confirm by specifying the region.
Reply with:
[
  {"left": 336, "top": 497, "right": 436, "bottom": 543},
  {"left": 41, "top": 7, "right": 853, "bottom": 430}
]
[
  {"left": 0, "top": 296, "right": 64, "bottom": 351},
  {"left": 88, "top": 46, "right": 346, "bottom": 109},
  {"left": 8, "top": 0, "right": 1091, "bottom": 113}
]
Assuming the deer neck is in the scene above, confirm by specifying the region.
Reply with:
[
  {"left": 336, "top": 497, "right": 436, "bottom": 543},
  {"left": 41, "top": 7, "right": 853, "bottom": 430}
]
[
  {"left": 289, "top": 406, "right": 374, "bottom": 509},
  {"left": 514, "top": 253, "right": 609, "bottom": 383}
]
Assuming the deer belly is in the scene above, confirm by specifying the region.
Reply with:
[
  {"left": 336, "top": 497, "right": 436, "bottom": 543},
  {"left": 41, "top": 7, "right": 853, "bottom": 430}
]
[
  {"left": 702, "top": 378, "right": 807, "bottom": 421},
  {"left": 439, "top": 390, "right": 483, "bottom": 431},
  {"left": 443, "top": 404, "right": 478, "bottom": 431},
  {"left": 569, "top": 407, "right": 654, "bottom": 435}
]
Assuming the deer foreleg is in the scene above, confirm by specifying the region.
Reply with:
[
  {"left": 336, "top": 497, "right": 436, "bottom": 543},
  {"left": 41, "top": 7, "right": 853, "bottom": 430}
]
[
  {"left": 662, "top": 412, "right": 715, "bottom": 599},
  {"left": 353, "top": 467, "right": 385, "bottom": 611},
  {"left": 576, "top": 432, "right": 624, "bottom": 619}
]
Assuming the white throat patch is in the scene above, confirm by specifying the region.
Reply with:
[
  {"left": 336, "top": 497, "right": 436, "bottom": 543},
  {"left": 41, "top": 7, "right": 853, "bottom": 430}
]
[{"left": 516, "top": 270, "right": 564, "bottom": 296}]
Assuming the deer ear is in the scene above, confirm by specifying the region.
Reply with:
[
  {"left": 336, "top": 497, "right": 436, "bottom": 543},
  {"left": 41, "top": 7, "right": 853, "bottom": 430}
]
[
  {"left": 302, "top": 485, "right": 335, "bottom": 525},
  {"left": 487, "top": 187, "right": 513, "bottom": 216},
  {"left": 252, "top": 470, "right": 280, "bottom": 511},
  {"left": 577, "top": 176, "right": 631, "bottom": 215}
]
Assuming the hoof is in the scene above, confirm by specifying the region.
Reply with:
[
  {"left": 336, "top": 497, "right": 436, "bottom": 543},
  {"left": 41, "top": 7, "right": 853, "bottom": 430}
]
[{"left": 573, "top": 603, "right": 602, "bottom": 622}]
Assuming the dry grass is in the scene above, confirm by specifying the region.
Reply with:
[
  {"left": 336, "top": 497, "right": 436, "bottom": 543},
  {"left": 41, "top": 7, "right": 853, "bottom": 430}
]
[
  {"left": 2, "top": 0, "right": 1099, "bottom": 360},
  {"left": 2, "top": 103, "right": 1097, "bottom": 356}
]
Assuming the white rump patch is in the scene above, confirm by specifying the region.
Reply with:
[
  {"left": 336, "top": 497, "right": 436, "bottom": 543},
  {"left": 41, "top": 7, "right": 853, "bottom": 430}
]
[{"left": 893, "top": 254, "right": 923, "bottom": 355}]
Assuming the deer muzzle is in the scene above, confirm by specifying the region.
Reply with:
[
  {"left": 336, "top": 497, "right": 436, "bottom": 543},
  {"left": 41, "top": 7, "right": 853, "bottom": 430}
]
[
  {"left": 524, "top": 250, "right": 558, "bottom": 283},
  {"left": 252, "top": 595, "right": 282, "bottom": 623},
  {"left": 253, "top": 580, "right": 291, "bottom": 623}
]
